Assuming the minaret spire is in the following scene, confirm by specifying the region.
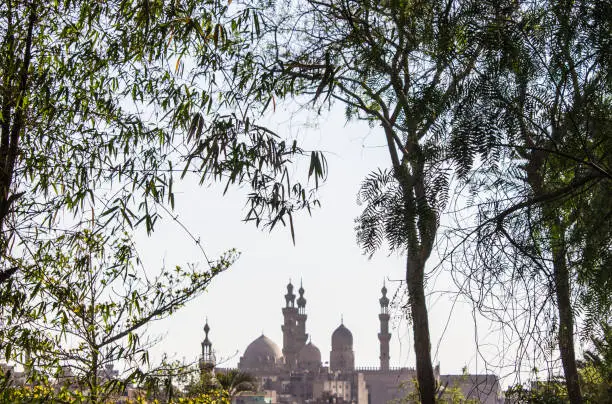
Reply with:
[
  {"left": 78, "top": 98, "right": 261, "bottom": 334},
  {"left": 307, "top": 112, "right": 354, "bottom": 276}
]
[
  {"left": 378, "top": 282, "right": 391, "bottom": 371},
  {"left": 284, "top": 279, "right": 296, "bottom": 308},
  {"left": 296, "top": 279, "right": 308, "bottom": 350},
  {"left": 297, "top": 280, "right": 306, "bottom": 313},
  {"left": 199, "top": 318, "right": 216, "bottom": 375}
]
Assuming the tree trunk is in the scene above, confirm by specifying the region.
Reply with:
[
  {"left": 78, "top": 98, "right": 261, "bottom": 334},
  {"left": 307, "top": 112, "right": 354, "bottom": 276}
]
[
  {"left": 551, "top": 221, "right": 583, "bottom": 404},
  {"left": 0, "top": 2, "right": 36, "bottom": 284},
  {"left": 407, "top": 255, "right": 436, "bottom": 404},
  {"left": 90, "top": 347, "right": 99, "bottom": 404},
  {"left": 525, "top": 132, "right": 583, "bottom": 402}
]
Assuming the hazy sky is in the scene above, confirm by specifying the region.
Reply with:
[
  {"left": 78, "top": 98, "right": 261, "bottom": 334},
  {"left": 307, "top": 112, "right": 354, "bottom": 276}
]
[{"left": 136, "top": 103, "right": 510, "bottom": 382}]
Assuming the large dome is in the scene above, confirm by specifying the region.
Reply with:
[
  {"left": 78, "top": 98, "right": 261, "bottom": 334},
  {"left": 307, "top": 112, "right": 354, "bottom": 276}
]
[
  {"left": 239, "top": 335, "right": 283, "bottom": 370},
  {"left": 298, "top": 342, "right": 322, "bottom": 370},
  {"left": 331, "top": 324, "right": 353, "bottom": 350}
]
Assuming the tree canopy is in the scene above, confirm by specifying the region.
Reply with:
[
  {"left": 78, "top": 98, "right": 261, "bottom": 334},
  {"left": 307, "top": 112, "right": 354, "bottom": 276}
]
[
  {"left": 249, "top": 0, "right": 610, "bottom": 402},
  {"left": 445, "top": 0, "right": 611, "bottom": 401},
  {"left": 0, "top": 0, "right": 325, "bottom": 393},
  {"left": 251, "top": 0, "right": 507, "bottom": 401}
]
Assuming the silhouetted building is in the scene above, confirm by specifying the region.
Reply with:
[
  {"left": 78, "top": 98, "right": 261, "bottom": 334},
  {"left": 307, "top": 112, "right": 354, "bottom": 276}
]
[{"left": 200, "top": 281, "right": 503, "bottom": 403}]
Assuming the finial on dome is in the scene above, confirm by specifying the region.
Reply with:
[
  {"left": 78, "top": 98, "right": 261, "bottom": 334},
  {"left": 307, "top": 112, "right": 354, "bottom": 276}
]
[{"left": 341, "top": 314, "right": 344, "bottom": 324}]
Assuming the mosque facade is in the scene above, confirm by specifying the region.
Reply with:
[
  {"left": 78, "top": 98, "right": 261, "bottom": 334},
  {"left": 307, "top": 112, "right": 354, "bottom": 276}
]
[{"left": 199, "top": 281, "right": 503, "bottom": 404}]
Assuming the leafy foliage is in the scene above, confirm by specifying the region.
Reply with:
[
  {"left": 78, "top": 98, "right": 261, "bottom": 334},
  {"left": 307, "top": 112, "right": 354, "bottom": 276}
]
[
  {"left": 390, "top": 378, "right": 479, "bottom": 404},
  {"left": 3, "top": 228, "right": 235, "bottom": 403},
  {"left": 505, "top": 379, "right": 569, "bottom": 404},
  {"left": 356, "top": 169, "right": 406, "bottom": 256},
  {"left": 0, "top": 0, "right": 323, "bottom": 280},
  {"left": 0, "top": 0, "right": 327, "bottom": 379},
  {"left": 0, "top": 381, "right": 231, "bottom": 404},
  {"left": 184, "top": 369, "right": 256, "bottom": 399},
  {"left": 214, "top": 369, "right": 256, "bottom": 398},
  {"left": 578, "top": 322, "right": 612, "bottom": 402},
  {"left": 443, "top": 0, "right": 611, "bottom": 401}
]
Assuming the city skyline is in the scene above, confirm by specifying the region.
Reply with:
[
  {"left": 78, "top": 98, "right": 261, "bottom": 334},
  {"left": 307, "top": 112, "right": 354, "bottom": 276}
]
[{"left": 137, "top": 106, "right": 501, "bottom": 381}]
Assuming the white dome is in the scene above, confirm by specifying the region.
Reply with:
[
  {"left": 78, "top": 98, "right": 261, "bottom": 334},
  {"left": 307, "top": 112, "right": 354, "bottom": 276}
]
[{"left": 239, "top": 335, "right": 283, "bottom": 370}]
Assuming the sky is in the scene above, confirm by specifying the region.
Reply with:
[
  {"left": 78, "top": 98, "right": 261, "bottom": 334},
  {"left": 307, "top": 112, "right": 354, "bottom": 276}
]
[{"left": 135, "top": 103, "right": 514, "bottom": 382}]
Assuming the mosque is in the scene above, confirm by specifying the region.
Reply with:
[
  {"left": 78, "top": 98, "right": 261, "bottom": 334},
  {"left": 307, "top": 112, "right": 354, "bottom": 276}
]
[{"left": 199, "top": 281, "right": 503, "bottom": 403}]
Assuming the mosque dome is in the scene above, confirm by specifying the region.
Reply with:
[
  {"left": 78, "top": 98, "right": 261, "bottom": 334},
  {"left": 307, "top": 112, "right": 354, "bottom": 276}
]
[
  {"left": 331, "top": 324, "right": 353, "bottom": 350},
  {"left": 239, "top": 335, "right": 283, "bottom": 369},
  {"left": 299, "top": 342, "right": 322, "bottom": 367}
]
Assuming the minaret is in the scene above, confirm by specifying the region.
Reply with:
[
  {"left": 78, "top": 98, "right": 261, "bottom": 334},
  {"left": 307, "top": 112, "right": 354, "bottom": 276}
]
[
  {"left": 296, "top": 279, "right": 309, "bottom": 348},
  {"left": 199, "top": 318, "right": 216, "bottom": 375},
  {"left": 378, "top": 282, "right": 391, "bottom": 371},
  {"left": 282, "top": 280, "right": 299, "bottom": 369}
]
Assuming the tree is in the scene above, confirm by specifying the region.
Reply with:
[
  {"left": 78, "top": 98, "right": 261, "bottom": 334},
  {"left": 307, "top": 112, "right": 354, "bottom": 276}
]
[
  {"left": 391, "top": 378, "right": 479, "bottom": 404},
  {"left": 0, "top": 0, "right": 320, "bottom": 281},
  {"left": 183, "top": 369, "right": 218, "bottom": 399},
  {"left": 505, "top": 379, "right": 569, "bottom": 404},
  {"left": 1, "top": 0, "right": 325, "bottom": 371},
  {"left": 0, "top": 372, "right": 232, "bottom": 404},
  {"left": 184, "top": 369, "right": 256, "bottom": 401},
  {"left": 503, "top": 323, "right": 611, "bottom": 403},
  {"left": 254, "top": 1, "right": 500, "bottom": 401},
  {"left": 215, "top": 369, "right": 256, "bottom": 399},
  {"left": 446, "top": 1, "right": 611, "bottom": 402},
  {"left": 22, "top": 228, "right": 234, "bottom": 403},
  {"left": 578, "top": 322, "right": 612, "bottom": 402}
]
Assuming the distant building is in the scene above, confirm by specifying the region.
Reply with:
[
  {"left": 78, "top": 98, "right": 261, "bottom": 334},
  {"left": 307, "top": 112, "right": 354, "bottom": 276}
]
[
  {"left": 97, "top": 363, "right": 119, "bottom": 381},
  {"left": 200, "top": 281, "right": 503, "bottom": 403},
  {"left": 0, "top": 363, "right": 27, "bottom": 386},
  {"left": 439, "top": 374, "right": 502, "bottom": 404}
]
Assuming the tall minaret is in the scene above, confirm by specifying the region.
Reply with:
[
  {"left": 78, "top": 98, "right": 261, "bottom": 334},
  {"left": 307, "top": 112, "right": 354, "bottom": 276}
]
[
  {"left": 282, "top": 280, "right": 299, "bottom": 369},
  {"left": 378, "top": 282, "right": 391, "bottom": 371},
  {"left": 296, "top": 280, "right": 309, "bottom": 348},
  {"left": 199, "top": 318, "right": 216, "bottom": 375}
]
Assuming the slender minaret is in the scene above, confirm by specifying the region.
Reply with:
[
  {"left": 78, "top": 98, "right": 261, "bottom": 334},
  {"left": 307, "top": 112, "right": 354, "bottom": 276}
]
[
  {"left": 199, "top": 318, "right": 216, "bottom": 375},
  {"left": 378, "top": 282, "right": 391, "bottom": 371},
  {"left": 282, "top": 280, "right": 299, "bottom": 369},
  {"left": 296, "top": 279, "right": 309, "bottom": 348}
]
